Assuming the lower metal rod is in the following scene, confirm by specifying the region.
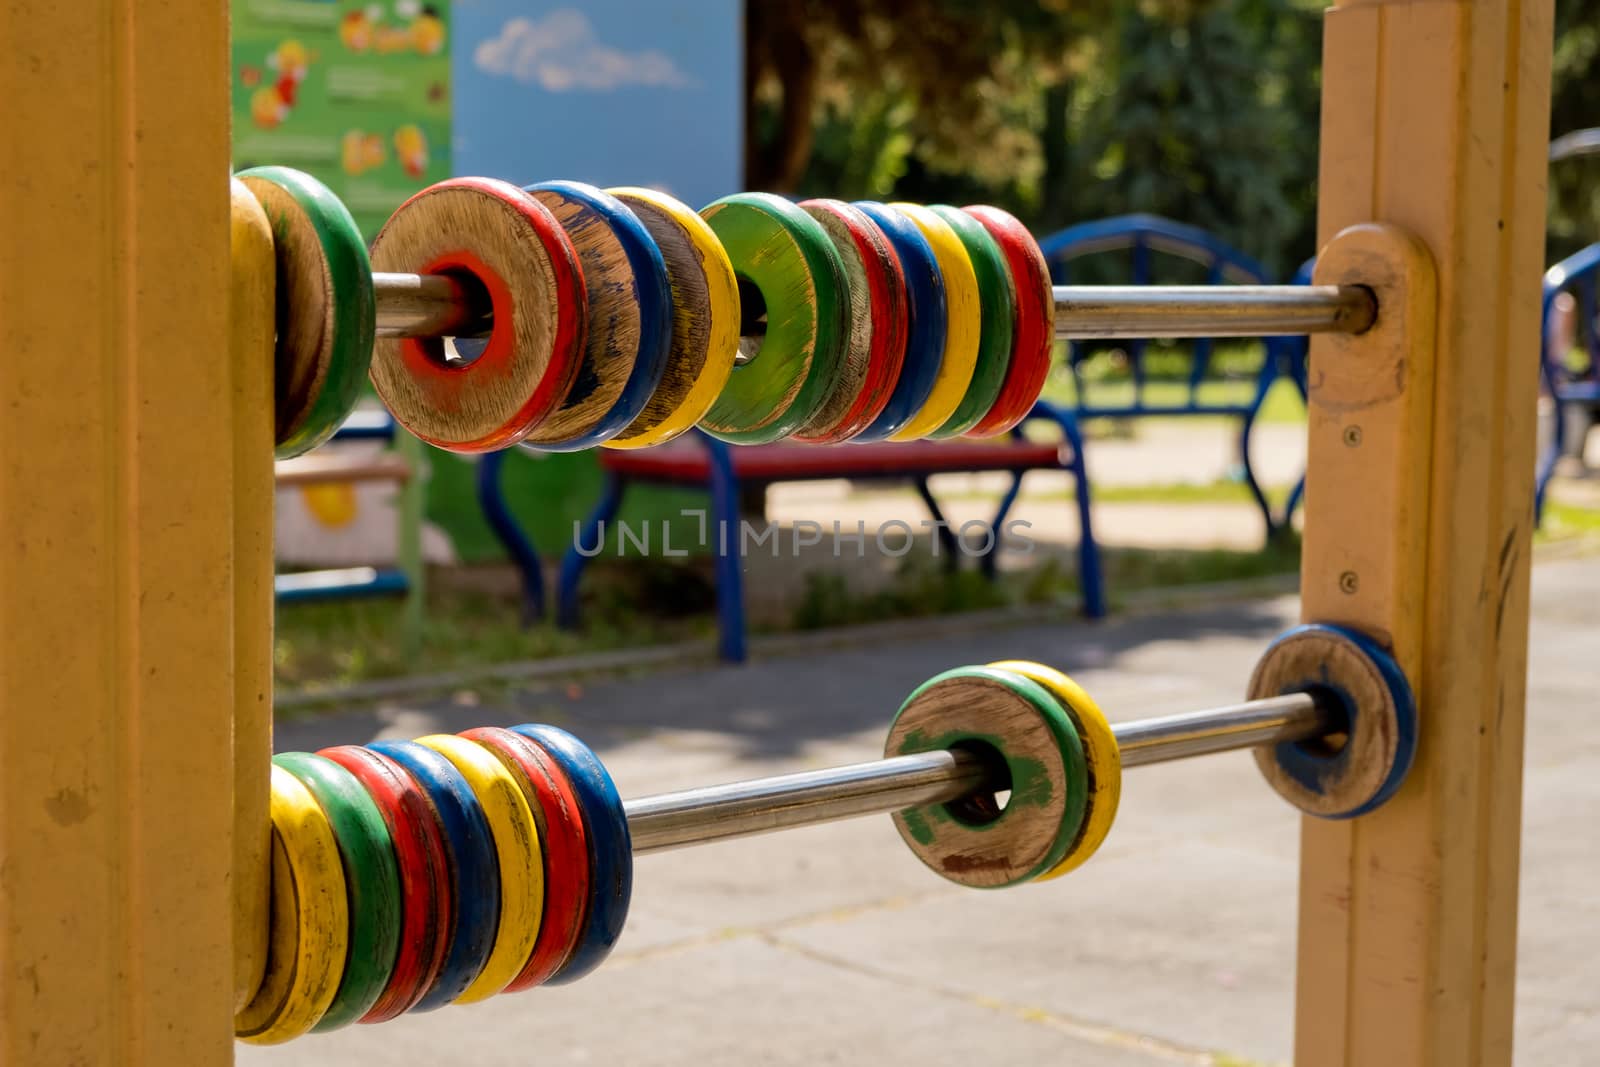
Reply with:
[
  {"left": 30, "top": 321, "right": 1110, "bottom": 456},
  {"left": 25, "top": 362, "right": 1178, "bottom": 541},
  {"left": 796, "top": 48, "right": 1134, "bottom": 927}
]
[
  {"left": 626, "top": 692, "right": 1328, "bottom": 854},
  {"left": 371, "top": 270, "right": 1376, "bottom": 344},
  {"left": 1052, "top": 284, "right": 1376, "bottom": 340}
]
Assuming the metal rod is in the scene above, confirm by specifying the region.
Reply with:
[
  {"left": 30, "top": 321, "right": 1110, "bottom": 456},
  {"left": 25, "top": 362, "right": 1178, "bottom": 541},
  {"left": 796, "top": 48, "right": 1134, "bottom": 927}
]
[
  {"left": 1052, "top": 284, "right": 1376, "bottom": 339},
  {"left": 625, "top": 692, "right": 1329, "bottom": 854},
  {"left": 374, "top": 271, "right": 492, "bottom": 339},
  {"left": 1550, "top": 128, "right": 1600, "bottom": 163},
  {"left": 370, "top": 270, "right": 1377, "bottom": 344}
]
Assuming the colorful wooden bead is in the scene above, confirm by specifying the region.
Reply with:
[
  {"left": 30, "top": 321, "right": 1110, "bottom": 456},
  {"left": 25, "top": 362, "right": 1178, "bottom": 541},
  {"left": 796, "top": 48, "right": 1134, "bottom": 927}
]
[
  {"left": 237, "top": 166, "right": 375, "bottom": 460},
  {"left": 605, "top": 187, "right": 740, "bottom": 449},
  {"left": 273, "top": 752, "right": 403, "bottom": 1032},
  {"left": 928, "top": 205, "right": 1015, "bottom": 438},
  {"left": 461, "top": 726, "right": 592, "bottom": 991},
  {"left": 699, "top": 192, "right": 848, "bottom": 443},
  {"left": 235, "top": 766, "right": 350, "bottom": 1045},
  {"left": 851, "top": 202, "right": 946, "bottom": 441},
  {"left": 318, "top": 745, "right": 453, "bottom": 1022},
  {"left": 884, "top": 666, "right": 1087, "bottom": 888},
  {"left": 961, "top": 205, "right": 1056, "bottom": 438},
  {"left": 791, "top": 199, "right": 910, "bottom": 443},
  {"left": 520, "top": 181, "right": 673, "bottom": 450},
  {"left": 368, "top": 177, "right": 586, "bottom": 453},
  {"left": 511, "top": 724, "right": 633, "bottom": 984},
  {"left": 367, "top": 739, "right": 500, "bottom": 1011},
  {"left": 885, "top": 203, "right": 981, "bottom": 441},
  {"left": 1248, "top": 623, "right": 1418, "bottom": 819},
  {"left": 416, "top": 734, "right": 545, "bottom": 1004},
  {"left": 988, "top": 661, "right": 1121, "bottom": 878}
]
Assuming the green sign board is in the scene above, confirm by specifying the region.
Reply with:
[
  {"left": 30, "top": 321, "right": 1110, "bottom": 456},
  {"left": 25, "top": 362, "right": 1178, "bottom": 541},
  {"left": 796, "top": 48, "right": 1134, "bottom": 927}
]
[{"left": 232, "top": 0, "right": 452, "bottom": 238}]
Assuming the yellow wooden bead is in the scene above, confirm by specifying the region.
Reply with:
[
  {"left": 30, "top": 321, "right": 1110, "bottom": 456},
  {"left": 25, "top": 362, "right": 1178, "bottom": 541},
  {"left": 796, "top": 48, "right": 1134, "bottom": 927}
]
[
  {"left": 229, "top": 176, "right": 275, "bottom": 1013},
  {"left": 235, "top": 766, "right": 350, "bottom": 1045},
  {"left": 886, "top": 203, "right": 981, "bottom": 440},
  {"left": 988, "top": 660, "right": 1122, "bottom": 878},
  {"left": 416, "top": 734, "right": 545, "bottom": 1003},
  {"left": 605, "top": 187, "right": 741, "bottom": 448}
]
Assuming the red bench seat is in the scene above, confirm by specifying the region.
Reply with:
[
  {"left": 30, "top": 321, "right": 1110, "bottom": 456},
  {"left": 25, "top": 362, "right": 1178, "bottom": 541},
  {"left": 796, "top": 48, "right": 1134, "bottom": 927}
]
[{"left": 599, "top": 439, "right": 1069, "bottom": 484}]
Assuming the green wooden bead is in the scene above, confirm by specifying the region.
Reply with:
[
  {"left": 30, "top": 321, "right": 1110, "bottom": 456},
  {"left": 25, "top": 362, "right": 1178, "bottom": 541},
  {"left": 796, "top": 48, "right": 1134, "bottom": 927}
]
[
  {"left": 274, "top": 752, "right": 402, "bottom": 1031},
  {"left": 885, "top": 666, "right": 1088, "bottom": 888},
  {"left": 237, "top": 167, "right": 374, "bottom": 459},
  {"left": 927, "top": 205, "right": 1015, "bottom": 438},
  {"left": 699, "top": 193, "right": 848, "bottom": 443}
]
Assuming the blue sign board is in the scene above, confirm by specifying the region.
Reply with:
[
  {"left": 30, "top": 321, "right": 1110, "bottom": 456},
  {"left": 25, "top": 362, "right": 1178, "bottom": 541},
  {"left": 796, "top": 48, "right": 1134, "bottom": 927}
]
[{"left": 452, "top": 1, "right": 742, "bottom": 209}]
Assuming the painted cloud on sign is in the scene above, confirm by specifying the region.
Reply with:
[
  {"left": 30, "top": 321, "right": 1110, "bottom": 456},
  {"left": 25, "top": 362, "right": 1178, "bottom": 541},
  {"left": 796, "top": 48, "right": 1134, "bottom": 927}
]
[{"left": 474, "top": 9, "right": 693, "bottom": 91}]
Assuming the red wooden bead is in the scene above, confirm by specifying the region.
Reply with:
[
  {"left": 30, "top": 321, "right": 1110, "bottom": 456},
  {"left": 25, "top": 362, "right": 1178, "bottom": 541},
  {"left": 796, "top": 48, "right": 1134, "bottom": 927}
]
[
  {"left": 460, "top": 727, "right": 592, "bottom": 992},
  {"left": 368, "top": 177, "right": 587, "bottom": 453},
  {"left": 792, "top": 199, "right": 909, "bottom": 443},
  {"left": 318, "top": 744, "right": 453, "bottom": 1022},
  {"left": 960, "top": 205, "right": 1055, "bottom": 438}
]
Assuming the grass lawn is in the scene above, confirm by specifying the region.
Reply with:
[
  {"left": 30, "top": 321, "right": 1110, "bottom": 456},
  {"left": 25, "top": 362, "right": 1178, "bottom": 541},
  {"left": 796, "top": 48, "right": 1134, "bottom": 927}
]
[
  {"left": 275, "top": 533, "right": 1305, "bottom": 695},
  {"left": 1038, "top": 341, "right": 1308, "bottom": 425},
  {"left": 274, "top": 561, "right": 717, "bottom": 696},
  {"left": 1539, "top": 499, "right": 1600, "bottom": 540},
  {"left": 274, "top": 461, "right": 1600, "bottom": 696}
]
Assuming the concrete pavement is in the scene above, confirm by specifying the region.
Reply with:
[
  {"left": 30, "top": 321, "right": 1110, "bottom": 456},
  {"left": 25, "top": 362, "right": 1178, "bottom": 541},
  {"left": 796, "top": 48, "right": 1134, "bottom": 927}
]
[{"left": 243, "top": 554, "right": 1598, "bottom": 1066}]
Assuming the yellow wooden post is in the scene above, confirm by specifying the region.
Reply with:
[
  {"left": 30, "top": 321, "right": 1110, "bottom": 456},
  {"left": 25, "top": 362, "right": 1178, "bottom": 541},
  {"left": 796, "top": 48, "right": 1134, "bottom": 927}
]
[
  {"left": 231, "top": 180, "right": 277, "bottom": 1012},
  {"left": 0, "top": 1, "right": 238, "bottom": 1064},
  {"left": 1300, "top": 2, "right": 1553, "bottom": 1065}
]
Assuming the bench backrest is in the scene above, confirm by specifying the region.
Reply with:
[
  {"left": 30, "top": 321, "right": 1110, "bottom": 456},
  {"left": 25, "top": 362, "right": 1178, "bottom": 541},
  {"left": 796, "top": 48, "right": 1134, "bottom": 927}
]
[
  {"left": 1037, "top": 213, "right": 1291, "bottom": 419},
  {"left": 1542, "top": 242, "right": 1600, "bottom": 403}
]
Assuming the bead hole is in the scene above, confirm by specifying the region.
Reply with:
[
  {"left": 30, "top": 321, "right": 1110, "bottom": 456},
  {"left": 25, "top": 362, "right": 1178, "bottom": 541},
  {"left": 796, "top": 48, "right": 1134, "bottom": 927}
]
[
  {"left": 1295, "top": 686, "right": 1352, "bottom": 758},
  {"left": 735, "top": 275, "right": 766, "bottom": 366},
  {"left": 943, "top": 739, "right": 1012, "bottom": 828},
  {"left": 428, "top": 269, "right": 495, "bottom": 369}
]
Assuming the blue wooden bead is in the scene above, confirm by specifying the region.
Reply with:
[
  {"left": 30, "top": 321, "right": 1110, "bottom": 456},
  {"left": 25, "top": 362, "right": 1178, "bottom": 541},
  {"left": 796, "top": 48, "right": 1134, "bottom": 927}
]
[
  {"left": 851, "top": 202, "right": 947, "bottom": 441},
  {"left": 1248, "top": 623, "right": 1418, "bottom": 820},
  {"left": 510, "top": 724, "right": 632, "bottom": 985},
  {"left": 518, "top": 180, "right": 673, "bottom": 451},
  {"left": 367, "top": 739, "right": 501, "bottom": 1011}
]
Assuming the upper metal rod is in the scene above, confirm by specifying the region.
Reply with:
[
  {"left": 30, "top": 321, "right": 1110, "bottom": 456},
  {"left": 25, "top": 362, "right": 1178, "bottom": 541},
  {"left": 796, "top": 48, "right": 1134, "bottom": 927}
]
[
  {"left": 625, "top": 692, "right": 1328, "bottom": 854},
  {"left": 1052, "top": 284, "right": 1376, "bottom": 339},
  {"left": 372, "top": 270, "right": 1376, "bottom": 343},
  {"left": 374, "top": 271, "right": 493, "bottom": 339},
  {"left": 1550, "top": 128, "right": 1600, "bottom": 163}
]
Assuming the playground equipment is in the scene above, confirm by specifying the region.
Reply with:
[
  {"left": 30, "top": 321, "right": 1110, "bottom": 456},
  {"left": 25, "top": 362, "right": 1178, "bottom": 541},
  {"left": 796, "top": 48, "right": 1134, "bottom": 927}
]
[
  {"left": 272, "top": 411, "right": 426, "bottom": 642},
  {"left": 487, "top": 213, "right": 1305, "bottom": 661},
  {"left": 1535, "top": 241, "right": 1600, "bottom": 519},
  {"left": 0, "top": 3, "right": 1551, "bottom": 1066},
  {"left": 241, "top": 626, "right": 1413, "bottom": 1041},
  {"left": 1040, "top": 214, "right": 1308, "bottom": 539}
]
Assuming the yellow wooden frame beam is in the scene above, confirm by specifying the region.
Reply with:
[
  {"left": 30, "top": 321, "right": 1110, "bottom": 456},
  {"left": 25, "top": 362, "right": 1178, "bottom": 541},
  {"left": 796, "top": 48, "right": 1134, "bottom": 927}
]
[
  {"left": 1300, "top": 2, "right": 1553, "bottom": 1065},
  {"left": 0, "top": 1, "right": 238, "bottom": 1063}
]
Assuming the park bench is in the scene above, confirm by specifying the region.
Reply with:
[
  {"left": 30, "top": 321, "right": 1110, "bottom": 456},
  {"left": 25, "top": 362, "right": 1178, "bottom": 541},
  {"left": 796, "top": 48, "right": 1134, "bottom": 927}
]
[
  {"left": 1535, "top": 240, "right": 1600, "bottom": 522},
  {"left": 479, "top": 215, "right": 1301, "bottom": 663},
  {"left": 1041, "top": 214, "right": 1307, "bottom": 536},
  {"left": 479, "top": 399, "right": 1100, "bottom": 663}
]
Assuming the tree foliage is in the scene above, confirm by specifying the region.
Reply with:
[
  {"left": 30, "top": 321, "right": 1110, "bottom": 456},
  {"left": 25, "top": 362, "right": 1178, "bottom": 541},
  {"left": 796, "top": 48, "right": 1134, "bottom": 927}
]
[
  {"left": 747, "top": 0, "right": 1600, "bottom": 276},
  {"left": 1550, "top": 0, "right": 1600, "bottom": 260},
  {"left": 745, "top": 0, "right": 1108, "bottom": 192}
]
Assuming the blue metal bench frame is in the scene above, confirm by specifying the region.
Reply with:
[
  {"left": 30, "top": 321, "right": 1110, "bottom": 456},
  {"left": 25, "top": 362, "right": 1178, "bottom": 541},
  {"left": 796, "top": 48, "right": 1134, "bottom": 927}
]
[
  {"left": 1038, "top": 214, "right": 1306, "bottom": 537},
  {"left": 479, "top": 395, "right": 1102, "bottom": 663},
  {"left": 1535, "top": 241, "right": 1600, "bottom": 522}
]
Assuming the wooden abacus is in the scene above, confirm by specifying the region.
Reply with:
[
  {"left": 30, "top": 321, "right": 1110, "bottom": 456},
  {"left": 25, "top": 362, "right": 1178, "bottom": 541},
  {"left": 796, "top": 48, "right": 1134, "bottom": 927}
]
[{"left": 0, "top": 1, "right": 1551, "bottom": 1064}]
